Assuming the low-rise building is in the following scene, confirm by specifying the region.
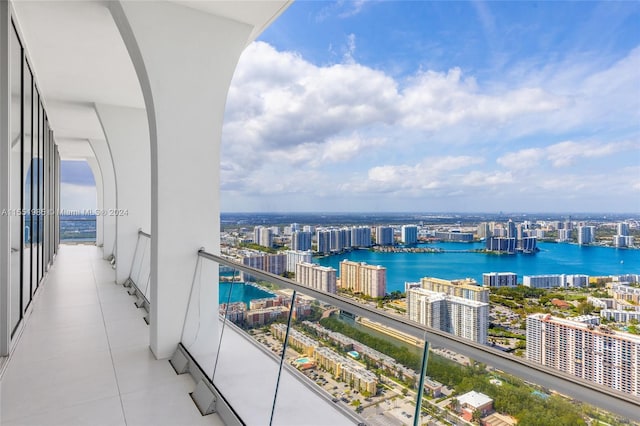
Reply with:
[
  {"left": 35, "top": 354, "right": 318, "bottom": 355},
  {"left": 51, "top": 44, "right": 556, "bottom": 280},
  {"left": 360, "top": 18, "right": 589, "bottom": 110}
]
[
  {"left": 482, "top": 272, "right": 517, "bottom": 288},
  {"left": 456, "top": 390, "right": 494, "bottom": 421},
  {"left": 601, "top": 310, "right": 640, "bottom": 323}
]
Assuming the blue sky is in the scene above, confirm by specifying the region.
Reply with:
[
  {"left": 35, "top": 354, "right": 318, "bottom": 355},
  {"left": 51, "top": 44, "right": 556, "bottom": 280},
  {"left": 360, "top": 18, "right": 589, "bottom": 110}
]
[
  {"left": 219, "top": 0, "right": 640, "bottom": 213},
  {"left": 60, "top": 160, "right": 96, "bottom": 211}
]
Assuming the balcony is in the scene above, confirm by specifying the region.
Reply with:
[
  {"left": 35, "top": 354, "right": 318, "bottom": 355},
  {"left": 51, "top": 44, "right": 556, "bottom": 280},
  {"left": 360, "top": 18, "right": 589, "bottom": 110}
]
[
  {"left": 0, "top": 244, "right": 222, "bottom": 426},
  {"left": 1, "top": 2, "right": 639, "bottom": 424},
  {"left": 2, "top": 233, "right": 640, "bottom": 426}
]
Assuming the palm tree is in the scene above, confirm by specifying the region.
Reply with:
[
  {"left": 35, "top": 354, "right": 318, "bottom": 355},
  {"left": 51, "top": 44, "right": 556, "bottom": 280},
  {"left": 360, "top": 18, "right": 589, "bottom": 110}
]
[{"left": 449, "top": 397, "right": 459, "bottom": 412}]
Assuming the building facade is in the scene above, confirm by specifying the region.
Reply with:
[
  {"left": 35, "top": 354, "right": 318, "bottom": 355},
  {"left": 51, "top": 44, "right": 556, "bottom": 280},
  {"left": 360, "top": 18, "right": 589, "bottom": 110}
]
[
  {"left": 408, "top": 287, "right": 489, "bottom": 344},
  {"left": 295, "top": 261, "right": 337, "bottom": 294},
  {"left": 375, "top": 226, "right": 394, "bottom": 246},
  {"left": 401, "top": 225, "right": 418, "bottom": 244},
  {"left": 577, "top": 226, "right": 595, "bottom": 245},
  {"left": 339, "top": 260, "right": 387, "bottom": 298},
  {"left": 482, "top": 272, "right": 517, "bottom": 288},
  {"left": 420, "top": 277, "right": 489, "bottom": 303},
  {"left": 526, "top": 314, "right": 640, "bottom": 397},
  {"left": 284, "top": 249, "right": 312, "bottom": 273},
  {"left": 351, "top": 226, "right": 372, "bottom": 247},
  {"left": 291, "top": 231, "right": 312, "bottom": 251}
]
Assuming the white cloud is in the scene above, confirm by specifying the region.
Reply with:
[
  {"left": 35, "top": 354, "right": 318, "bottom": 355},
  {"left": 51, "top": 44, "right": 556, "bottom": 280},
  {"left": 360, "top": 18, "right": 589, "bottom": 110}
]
[
  {"left": 320, "top": 133, "right": 386, "bottom": 164},
  {"left": 461, "top": 170, "right": 514, "bottom": 187},
  {"left": 496, "top": 148, "right": 544, "bottom": 169},
  {"left": 546, "top": 140, "right": 637, "bottom": 167},
  {"left": 221, "top": 41, "right": 640, "bottom": 212},
  {"left": 60, "top": 183, "right": 96, "bottom": 211},
  {"left": 496, "top": 140, "right": 639, "bottom": 170},
  {"left": 338, "top": 155, "right": 484, "bottom": 195},
  {"left": 343, "top": 33, "right": 357, "bottom": 64},
  {"left": 398, "top": 67, "right": 566, "bottom": 133}
]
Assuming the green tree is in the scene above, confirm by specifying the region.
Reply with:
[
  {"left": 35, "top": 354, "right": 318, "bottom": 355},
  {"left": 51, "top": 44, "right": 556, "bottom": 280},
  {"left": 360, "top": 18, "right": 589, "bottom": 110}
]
[
  {"left": 577, "top": 301, "right": 595, "bottom": 315},
  {"left": 472, "top": 409, "right": 482, "bottom": 424}
]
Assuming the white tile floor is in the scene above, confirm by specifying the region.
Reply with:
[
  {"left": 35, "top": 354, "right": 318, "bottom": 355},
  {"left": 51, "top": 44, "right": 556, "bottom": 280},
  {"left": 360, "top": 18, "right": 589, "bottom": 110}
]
[{"left": 0, "top": 245, "right": 223, "bottom": 426}]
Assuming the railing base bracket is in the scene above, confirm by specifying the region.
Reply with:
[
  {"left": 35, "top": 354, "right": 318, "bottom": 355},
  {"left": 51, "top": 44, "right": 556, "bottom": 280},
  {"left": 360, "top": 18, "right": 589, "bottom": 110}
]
[
  {"left": 169, "top": 348, "right": 190, "bottom": 375},
  {"left": 191, "top": 379, "right": 217, "bottom": 416},
  {"left": 170, "top": 344, "right": 244, "bottom": 425}
]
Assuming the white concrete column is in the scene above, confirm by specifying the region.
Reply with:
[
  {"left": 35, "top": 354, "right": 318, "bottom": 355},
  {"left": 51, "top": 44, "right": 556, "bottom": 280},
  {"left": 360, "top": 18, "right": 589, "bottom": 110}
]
[
  {"left": 95, "top": 104, "right": 150, "bottom": 285},
  {"left": 88, "top": 138, "right": 116, "bottom": 260},
  {"left": 110, "top": 1, "right": 253, "bottom": 359},
  {"left": 86, "top": 156, "right": 103, "bottom": 247},
  {"left": 0, "top": 0, "right": 11, "bottom": 356}
]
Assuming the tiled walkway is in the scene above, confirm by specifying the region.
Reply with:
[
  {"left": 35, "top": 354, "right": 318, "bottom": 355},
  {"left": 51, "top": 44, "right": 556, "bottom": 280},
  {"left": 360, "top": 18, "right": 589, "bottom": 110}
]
[{"left": 0, "top": 245, "right": 223, "bottom": 426}]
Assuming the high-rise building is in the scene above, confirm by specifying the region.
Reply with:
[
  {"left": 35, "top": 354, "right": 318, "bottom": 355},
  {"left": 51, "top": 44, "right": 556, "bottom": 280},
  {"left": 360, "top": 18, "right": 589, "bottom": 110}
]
[
  {"left": 284, "top": 250, "right": 312, "bottom": 273},
  {"left": 420, "top": 277, "right": 489, "bottom": 303},
  {"left": 507, "top": 220, "right": 517, "bottom": 239},
  {"left": 408, "top": 288, "right": 489, "bottom": 344},
  {"left": 614, "top": 223, "right": 632, "bottom": 247},
  {"left": 526, "top": 314, "right": 640, "bottom": 397},
  {"left": 557, "top": 229, "right": 572, "bottom": 242},
  {"left": 339, "top": 260, "right": 387, "bottom": 298},
  {"left": 253, "top": 226, "right": 273, "bottom": 248},
  {"left": 316, "top": 229, "right": 332, "bottom": 254},
  {"left": 351, "top": 226, "right": 372, "bottom": 247},
  {"left": 339, "top": 227, "right": 352, "bottom": 249},
  {"left": 618, "top": 222, "right": 630, "bottom": 236},
  {"left": 435, "top": 230, "right": 474, "bottom": 242},
  {"left": 520, "top": 236, "right": 537, "bottom": 252},
  {"left": 295, "top": 262, "right": 337, "bottom": 294},
  {"left": 401, "top": 225, "right": 418, "bottom": 245},
  {"left": 375, "top": 226, "right": 394, "bottom": 246},
  {"left": 242, "top": 252, "right": 286, "bottom": 280},
  {"left": 485, "top": 236, "right": 516, "bottom": 253},
  {"left": 477, "top": 222, "right": 491, "bottom": 239},
  {"left": 291, "top": 231, "right": 312, "bottom": 251},
  {"left": 482, "top": 272, "right": 517, "bottom": 288},
  {"left": 577, "top": 226, "right": 595, "bottom": 245},
  {"left": 613, "top": 235, "right": 632, "bottom": 247},
  {"left": 314, "top": 227, "right": 353, "bottom": 253}
]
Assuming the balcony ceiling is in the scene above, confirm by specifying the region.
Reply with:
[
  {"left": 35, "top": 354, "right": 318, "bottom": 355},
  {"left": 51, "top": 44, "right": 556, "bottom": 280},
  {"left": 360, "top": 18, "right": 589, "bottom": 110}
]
[{"left": 11, "top": 0, "right": 290, "bottom": 160}]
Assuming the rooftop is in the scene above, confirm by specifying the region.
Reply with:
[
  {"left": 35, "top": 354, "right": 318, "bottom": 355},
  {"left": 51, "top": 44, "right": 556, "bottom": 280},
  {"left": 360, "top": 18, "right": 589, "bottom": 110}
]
[{"left": 458, "top": 390, "right": 493, "bottom": 409}]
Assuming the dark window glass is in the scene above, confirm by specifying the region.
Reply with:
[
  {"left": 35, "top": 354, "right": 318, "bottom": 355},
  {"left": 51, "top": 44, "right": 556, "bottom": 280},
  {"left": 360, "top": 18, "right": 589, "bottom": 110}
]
[
  {"left": 23, "top": 61, "right": 33, "bottom": 309},
  {"left": 10, "top": 21, "right": 23, "bottom": 335}
]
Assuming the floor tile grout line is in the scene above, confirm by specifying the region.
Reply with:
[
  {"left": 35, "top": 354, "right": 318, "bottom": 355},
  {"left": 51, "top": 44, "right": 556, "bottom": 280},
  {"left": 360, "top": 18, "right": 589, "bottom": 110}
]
[{"left": 89, "top": 246, "right": 129, "bottom": 426}]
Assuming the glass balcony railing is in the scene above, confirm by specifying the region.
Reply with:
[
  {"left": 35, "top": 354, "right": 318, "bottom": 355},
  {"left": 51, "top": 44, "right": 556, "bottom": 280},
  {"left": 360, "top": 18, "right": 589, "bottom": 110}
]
[
  {"left": 177, "top": 250, "right": 639, "bottom": 426},
  {"left": 125, "top": 230, "right": 151, "bottom": 316}
]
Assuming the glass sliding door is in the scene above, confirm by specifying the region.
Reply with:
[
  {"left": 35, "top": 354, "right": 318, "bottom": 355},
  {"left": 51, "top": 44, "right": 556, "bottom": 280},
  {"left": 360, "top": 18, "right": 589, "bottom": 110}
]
[
  {"left": 44, "top": 120, "right": 50, "bottom": 268},
  {"left": 32, "top": 92, "right": 39, "bottom": 291},
  {"left": 10, "top": 21, "right": 23, "bottom": 336},
  {"left": 37, "top": 102, "right": 44, "bottom": 282},
  {"left": 23, "top": 61, "right": 32, "bottom": 309}
]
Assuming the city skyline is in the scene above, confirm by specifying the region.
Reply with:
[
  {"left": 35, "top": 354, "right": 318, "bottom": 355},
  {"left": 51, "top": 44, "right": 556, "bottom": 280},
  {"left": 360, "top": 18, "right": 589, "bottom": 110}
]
[{"left": 60, "top": 1, "right": 640, "bottom": 213}]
